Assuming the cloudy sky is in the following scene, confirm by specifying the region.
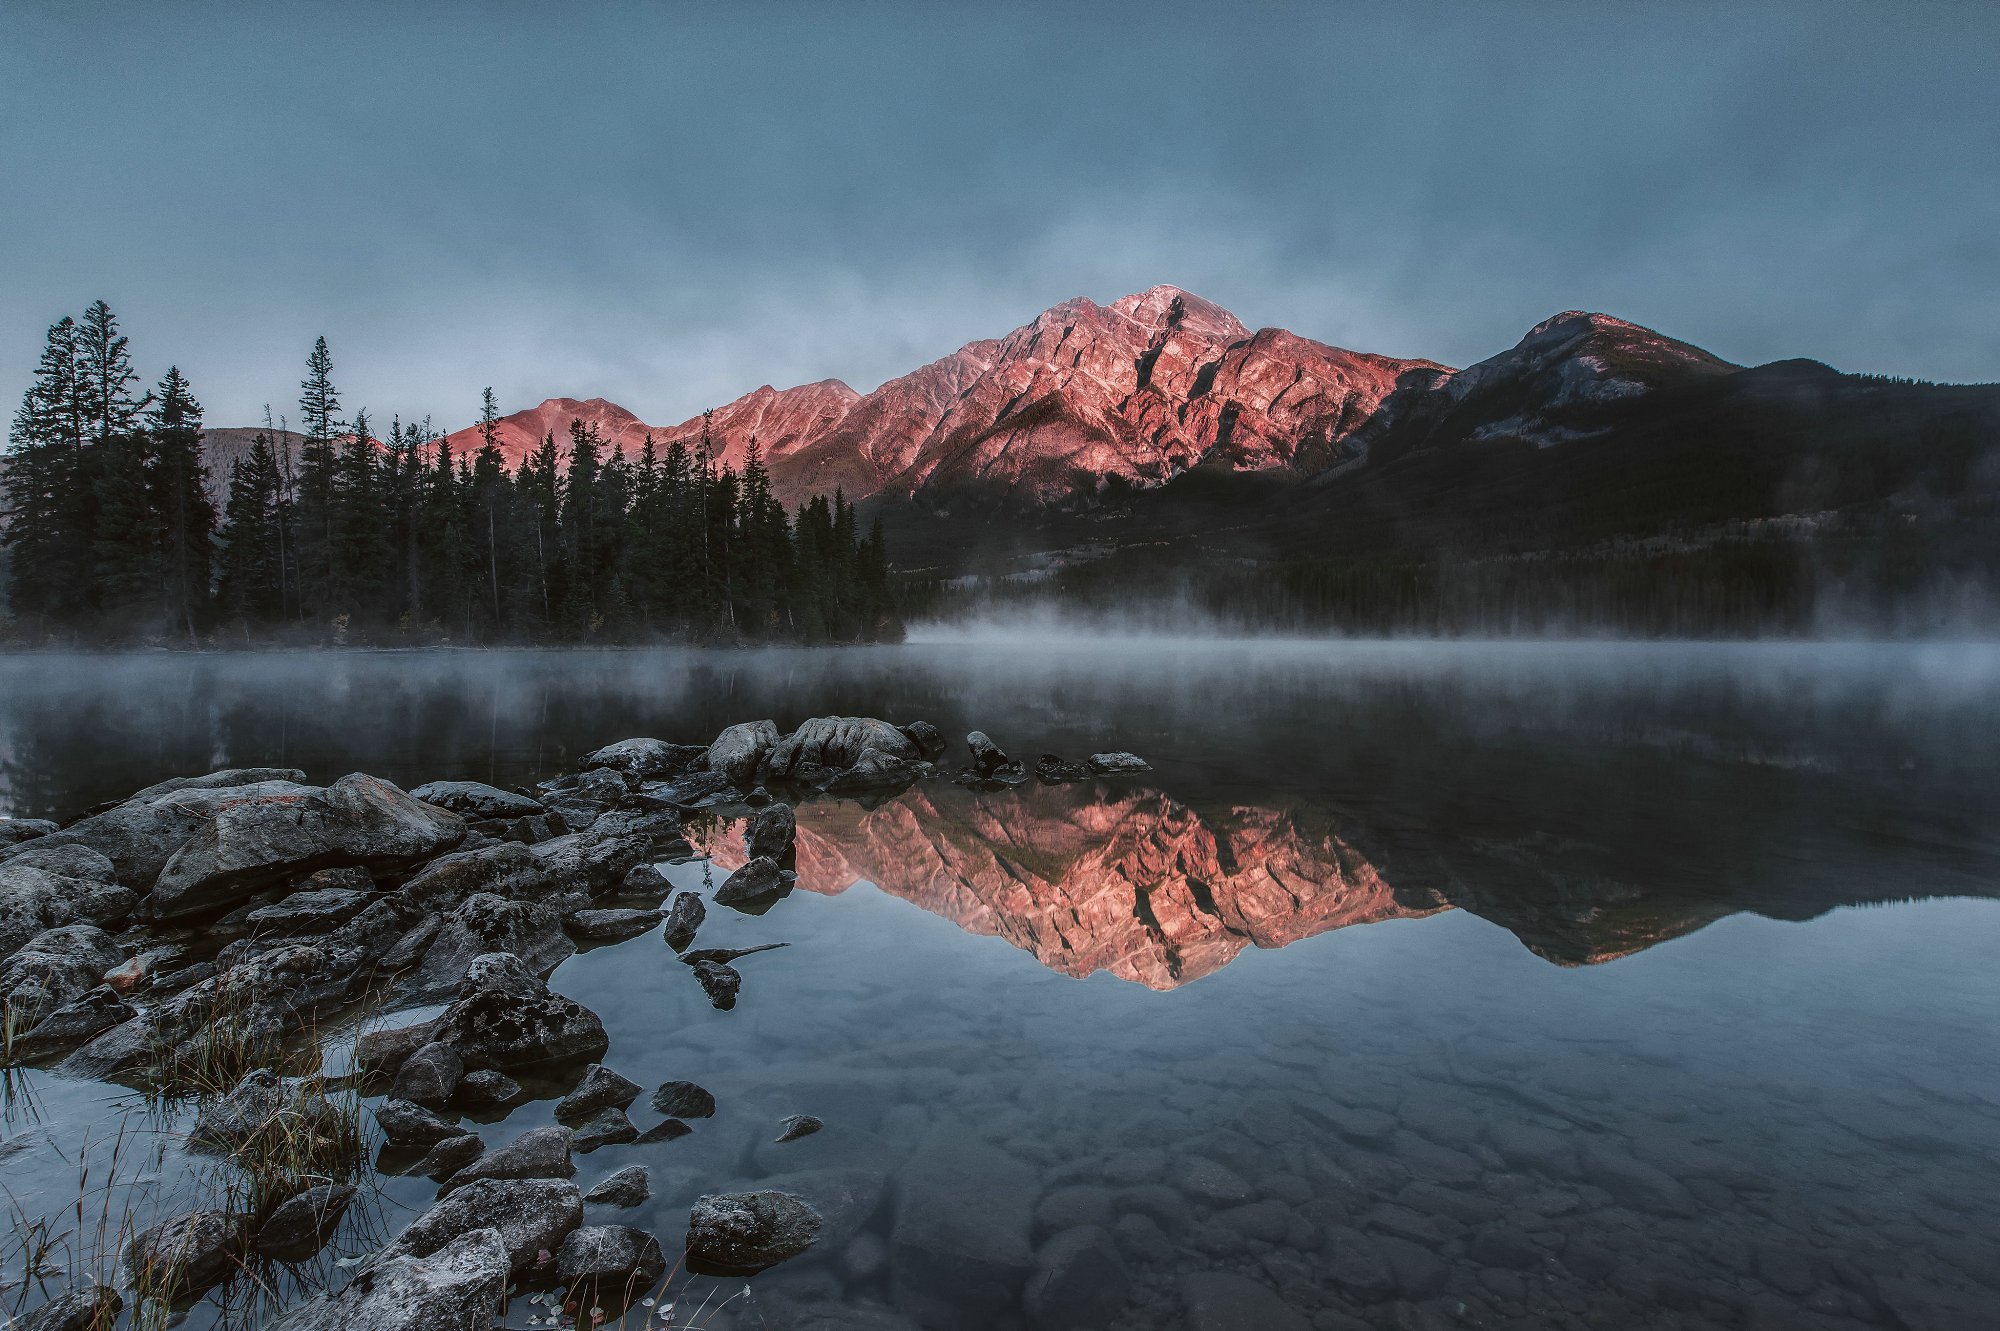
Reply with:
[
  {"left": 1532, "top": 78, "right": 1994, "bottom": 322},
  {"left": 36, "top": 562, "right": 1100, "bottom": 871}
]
[{"left": 3, "top": 3, "right": 1995, "bottom": 430}]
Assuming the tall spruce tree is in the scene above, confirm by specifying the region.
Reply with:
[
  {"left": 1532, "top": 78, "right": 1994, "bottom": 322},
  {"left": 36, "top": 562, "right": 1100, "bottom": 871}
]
[
  {"left": 295, "top": 336, "right": 342, "bottom": 619},
  {"left": 147, "top": 367, "right": 213, "bottom": 640},
  {"left": 217, "top": 433, "right": 286, "bottom": 625},
  {"left": 2, "top": 317, "right": 89, "bottom": 625}
]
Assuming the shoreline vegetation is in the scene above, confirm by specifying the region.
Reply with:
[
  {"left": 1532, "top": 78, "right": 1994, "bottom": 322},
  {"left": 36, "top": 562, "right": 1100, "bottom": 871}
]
[{"left": 0, "top": 303, "right": 903, "bottom": 650}]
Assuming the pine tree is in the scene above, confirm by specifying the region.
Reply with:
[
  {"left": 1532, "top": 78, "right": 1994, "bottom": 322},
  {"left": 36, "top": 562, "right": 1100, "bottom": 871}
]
[
  {"left": 473, "top": 387, "right": 508, "bottom": 629},
  {"left": 76, "top": 300, "right": 146, "bottom": 446},
  {"left": 147, "top": 367, "right": 213, "bottom": 641},
  {"left": 2, "top": 317, "right": 89, "bottom": 626},
  {"left": 216, "top": 433, "right": 286, "bottom": 624},
  {"left": 295, "top": 336, "right": 342, "bottom": 619}
]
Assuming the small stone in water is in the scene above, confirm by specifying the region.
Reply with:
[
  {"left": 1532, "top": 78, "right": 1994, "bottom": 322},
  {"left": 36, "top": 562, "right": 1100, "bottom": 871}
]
[{"left": 774, "top": 1114, "right": 822, "bottom": 1142}]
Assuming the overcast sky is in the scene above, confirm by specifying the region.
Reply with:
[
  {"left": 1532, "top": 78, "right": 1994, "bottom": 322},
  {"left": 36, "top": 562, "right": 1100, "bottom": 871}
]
[{"left": 3, "top": 3, "right": 1995, "bottom": 430}]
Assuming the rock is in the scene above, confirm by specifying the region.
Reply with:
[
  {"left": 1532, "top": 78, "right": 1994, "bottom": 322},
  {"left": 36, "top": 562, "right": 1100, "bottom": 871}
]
[
  {"left": 413, "top": 1133, "right": 486, "bottom": 1179},
  {"left": 1579, "top": 1138, "right": 1697, "bottom": 1216},
  {"left": 0, "top": 800, "right": 204, "bottom": 891},
  {"left": 4, "top": 985, "right": 133, "bottom": 1062},
  {"left": 254, "top": 1183, "right": 357, "bottom": 1256},
  {"left": 149, "top": 774, "right": 466, "bottom": 920},
  {"left": 541, "top": 768, "right": 634, "bottom": 832},
  {"left": 123, "top": 1210, "right": 241, "bottom": 1303},
  {"left": 0, "top": 817, "right": 59, "bottom": 847},
  {"left": 965, "top": 731, "right": 1011, "bottom": 778},
  {"left": 571, "top": 1108, "right": 640, "bottom": 1152},
  {"left": 375, "top": 1098, "right": 465, "bottom": 1148},
  {"left": 187, "top": 1068, "right": 347, "bottom": 1160},
  {"left": 1170, "top": 1156, "right": 1254, "bottom": 1206},
  {"left": 661, "top": 891, "right": 705, "bottom": 951},
  {"left": 505, "top": 813, "right": 567, "bottom": 845},
  {"left": 441, "top": 1124, "right": 575, "bottom": 1193},
  {"left": 824, "top": 750, "right": 924, "bottom": 794},
  {"left": 646, "top": 769, "right": 737, "bottom": 808},
  {"left": 706, "top": 720, "right": 781, "bottom": 786},
  {"left": 634, "top": 1118, "right": 692, "bottom": 1144},
  {"left": 714, "top": 856, "right": 790, "bottom": 909},
  {"left": 1033, "top": 755, "right": 1093, "bottom": 784},
  {"left": 565, "top": 906, "right": 662, "bottom": 942},
  {"left": 15, "top": 1283, "right": 122, "bottom": 1331},
  {"left": 389, "top": 1042, "right": 465, "bottom": 1106},
  {"left": 414, "top": 892, "right": 573, "bottom": 993},
  {"left": 0, "top": 864, "right": 137, "bottom": 966},
  {"left": 269, "top": 1226, "right": 509, "bottom": 1331},
  {"left": 1087, "top": 752, "right": 1151, "bottom": 774},
  {"left": 776, "top": 1114, "right": 824, "bottom": 1143},
  {"left": 691, "top": 959, "right": 741, "bottom": 1009},
  {"left": 455, "top": 1068, "right": 521, "bottom": 1105},
  {"left": 529, "top": 830, "right": 651, "bottom": 897},
  {"left": 584, "top": 1165, "right": 651, "bottom": 1207},
  {"left": 384, "top": 1177, "right": 582, "bottom": 1274},
  {"left": 900, "top": 721, "right": 947, "bottom": 760},
  {"left": 765, "top": 717, "right": 919, "bottom": 781},
  {"left": 0, "top": 842, "right": 117, "bottom": 883},
  {"left": 124, "top": 767, "right": 310, "bottom": 806},
  {"left": 1025, "top": 1226, "right": 1129, "bottom": 1330},
  {"left": 620, "top": 860, "right": 670, "bottom": 893},
  {"left": 1179, "top": 1271, "right": 1311, "bottom": 1331},
  {"left": 746, "top": 803, "right": 797, "bottom": 859},
  {"left": 685, "top": 1190, "right": 824, "bottom": 1276},
  {"left": 582, "top": 738, "right": 706, "bottom": 779},
  {"left": 557, "top": 1065, "right": 643, "bottom": 1123},
  {"left": 557, "top": 1223, "right": 667, "bottom": 1293},
  {"left": 244, "top": 887, "right": 372, "bottom": 935},
  {"left": 356, "top": 1020, "right": 441, "bottom": 1078},
  {"left": 681, "top": 942, "right": 789, "bottom": 966},
  {"left": 429, "top": 952, "right": 609, "bottom": 1072},
  {"left": 408, "top": 781, "right": 546, "bottom": 820},
  {"left": 650, "top": 1080, "right": 716, "bottom": 1118},
  {"left": 892, "top": 1129, "right": 1038, "bottom": 1328},
  {"left": 0, "top": 924, "right": 122, "bottom": 1027},
  {"left": 399, "top": 842, "right": 556, "bottom": 912}
]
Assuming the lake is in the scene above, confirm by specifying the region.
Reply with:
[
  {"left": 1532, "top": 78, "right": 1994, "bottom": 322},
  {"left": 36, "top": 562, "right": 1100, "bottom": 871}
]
[{"left": 2, "top": 639, "right": 1997, "bottom": 1331}]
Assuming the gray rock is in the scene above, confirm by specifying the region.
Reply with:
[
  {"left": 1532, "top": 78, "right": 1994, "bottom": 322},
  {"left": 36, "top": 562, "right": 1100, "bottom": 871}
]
[
  {"left": 1032, "top": 755, "right": 1093, "bottom": 784},
  {"left": 746, "top": 803, "right": 797, "bottom": 859},
  {"left": 0, "top": 865, "right": 137, "bottom": 966},
  {"left": 634, "top": 1118, "right": 692, "bottom": 1144},
  {"left": 900, "top": 721, "right": 947, "bottom": 760},
  {"left": 413, "top": 1133, "right": 485, "bottom": 1179},
  {"left": 455, "top": 1068, "right": 521, "bottom": 1105},
  {"left": 505, "top": 812, "right": 567, "bottom": 845},
  {"left": 1579, "top": 1138, "right": 1697, "bottom": 1216},
  {"left": 686, "top": 1190, "right": 823, "bottom": 1276},
  {"left": 706, "top": 720, "right": 781, "bottom": 786},
  {"left": 582, "top": 738, "right": 706, "bottom": 779},
  {"left": 529, "top": 829, "right": 651, "bottom": 896},
  {"left": 1087, "top": 752, "right": 1151, "bottom": 774},
  {"left": 383, "top": 1179, "right": 582, "bottom": 1274},
  {"left": 123, "top": 1210, "right": 241, "bottom": 1303},
  {"left": 4, "top": 985, "right": 133, "bottom": 1062},
  {"left": 565, "top": 906, "right": 662, "bottom": 941},
  {"left": 776, "top": 1114, "right": 824, "bottom": 1143},
  {"left": 0, "top": 800, "right": 204, "bottom": 890},
  {"left": 650, "top": 1080, "right": 715, "bottom": 1118},
  {"left": 428, "top": 952, "right": 609, "bottom": 1072},
  {"left": 187, "top": 1068, "right": 346, "bottom": 1159},
  {"left": 388, "top": 1041, "right": 465, "bottom": 1106},
  {"left": 149, "top": 774, "right": 466, "bottom": 919},
  {"left": 254, "top": 1183, "right": 357, "bottom": 1255},
  {"left": 584, "top": 1165, "right": 651, "bottom": 1207},
  {"left": 571, "top": 1108, "right": 640, "bottom": 1153},
  {"left": 557, "top": 1064, "right": 644, "bottom": 1123},
  {"left": 123, "top": 767, "right": 309, "bottom": 806},
  {"left": 1170, "top": 1156, "right": 1254, "bottom": 1205},
  {"left": 356, "top": 1019, "right": 440, "bottom": 1078},
  {"left": 273, "top": 1225, "right": 509, "bottom": 1331},
  {"left": 556, "top": 1223, "right": 667, "bottom": 1292},
  {"left": 646, "top": 769, "right": 737, "bottom": 808},
  {"left": 662, "top": 891, "right": 705, "bottom": 951},
  {"left": 1025, "top": 1226, "right": 1129, "bottom": 1330},
  {"left": 765, "top": 717, "right": 918, "bottom": 781},
  {"left": 15, "top": 1283, "right": 122, "bottom": 1331},
  {"left": 244, "top": 887, "right": 372, "bottom": 935},
  {"left": 965, "top": 731, "right": 1011, "bottom": 778},
  {"left": 413, "top": 892, "right": 572, "bottom": 994},
  {"left": 824, "top": 751, "right": 924, "bottom": 794},
  {"left": 0, "top": 842, "right": 117, "bottom": 883},
  {"left": 375, "top": 1098, "right": 464, "bottom": 1148},
  {"left": 892, "top": 1129, "right": 1038, "bottom": 1328},
  {"left": 408, "top": 781, "right": 546, "bottom": 820},
  {"left": 1179, "top": 1271, "right": 1311, "bottom": 1331},
  {"left": 0, "top": 817, "right": 59, "bottom": 847},
  {"left": 0, "top": 924, "right": 122, "bottom": 1026},
  {"left": 399, "top": 842, "right": 557, "bottom": 912},
  {"left": 714, "top": 855, "right": 789, "bottom": 908},
  {"left": 690, "top": 959, "right": 741, "bottom": 1009},
  {"left": 440, "top": 1124, "right": 575, "bottom": 1193}
]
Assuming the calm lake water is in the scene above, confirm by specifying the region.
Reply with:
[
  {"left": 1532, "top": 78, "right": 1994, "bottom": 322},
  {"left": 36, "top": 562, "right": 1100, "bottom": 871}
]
[{"left": 2, "top": 640, "right": 1998, "bottom": 1331}]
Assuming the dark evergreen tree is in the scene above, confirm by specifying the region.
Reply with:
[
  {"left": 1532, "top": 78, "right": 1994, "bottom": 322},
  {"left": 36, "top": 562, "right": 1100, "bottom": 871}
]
[
  {"left": 2, "top": 317, "right": 89, "bottom": 626},
  {"left": 294, "top": 336, "right": 342, "bottom": 618},
  {"left": 216, "top": 433, "right": 286, "bottom": 624},
  {"left": 147, "top": 367, "right": 213, "bottom": 640}
]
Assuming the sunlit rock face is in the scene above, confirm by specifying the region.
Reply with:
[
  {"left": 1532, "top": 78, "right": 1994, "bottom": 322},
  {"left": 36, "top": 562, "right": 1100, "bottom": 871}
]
[{"left": 705, "top": 783, "right": 1447, "bottom": 989}]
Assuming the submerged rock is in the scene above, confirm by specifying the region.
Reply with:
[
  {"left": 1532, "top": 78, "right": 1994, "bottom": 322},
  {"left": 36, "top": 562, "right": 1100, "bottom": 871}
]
[
  {"left": 429, "top": 952, "right": 609, "bottom": 1072},
  {"left": 584, "top": 1165, "right": 651, "bottom": 1208},
  {"left": 776, "top": 1114, "right": 824, "bottom": 1143},
  {"left": 661, "top": 891, "right": 705, "bottom": 951},
  {"left": 685, "top": 1190, "right": 823, "bottom": 1276},
  {"left": 16, "top": 1283, "right": 122, "bottom": 1331},
  {"left": 1025, "top": 1226, "right": 1129, "bottom": 1330},
  {"left": 706, "top": 720, "right": 781, "bottom": 786},
  {"left": 273, "top": 1225, "right": 509, "bottom": 1331},
  {"left": 745, "top": 803, "right": 797, "bottom": 859},
  {"left": 650, "top": 1080, "right": 716, "bottom": 1119},
  {"left": 891, "top": 1129, "right": 1038, "bottom": 1327},
  {"left": 254, "top": 1183, "right": 357, "bottom": 1257},
  {"left": 557, "top": 1224, "right": 667, "bottom": 1294},
  {"left": 383, "top": 1177, "right": 583, "bottom": 1275},
  {"left": 409, "top": 781, "right": 546, "bottom": 820}
]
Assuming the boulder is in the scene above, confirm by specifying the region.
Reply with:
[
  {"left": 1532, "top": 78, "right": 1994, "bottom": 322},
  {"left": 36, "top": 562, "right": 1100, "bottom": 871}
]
[
  {"left": 123, "top": 767, "right": 309, "bottom": 806},
  {"left": 400, "top": 842, "right": 557, "bottom": 912},
  {"left": 428, "top": 952, "right": 609, "bottom": 1072},
  {"left": 824, "top": 751, "right": 923, "bottom": 795},
  {"left": 582, "top": 738, "right": 706, "bottom": 779},
  {"left": 0, "top": 865, "right": 138, "bottom": 965},
  {"left": 1024, "top": 1226, "right": 1129, "bottom": 1330},
  {"left": 557, "top": 1224, "right": 667, "bottom": 1294},
  {"left": 900, "top": 721, "right": 947, "bottom": 760},
  {"left": 374, "top": 1098, "right": 464, "bottom": 1148},
  {"left": 745, "top": 803, "right": 797, "bottom": 859},
  {"left": 892, "top": 1129, "right": 1038, "bottom": 1328},
  {"left": 541, "top": 768, "right": 633, "bottom": 832},
  {"left": 186, "top": 1068, "right": 347, "bottom": 1160},
  {"left": 152, "top": 778, "right": 319, "bottom": 813},
  {"left": 765, "top": 717, "right": 918, "bottom": 781},
  {"left": 504, "top": 812, "right": 567, "bottom": 845},
  {"left": 408, "top": 781, "right": 546, "bottom": 820},
  {"left": 565, "top": 906, "right": 662, "bottom": 942},
  {"left": 15, "top": 1283, "right": 122, "bottom": 1331},
  {"left": 253, "top": 1183, "right": 356, "bottom": 1256},
  {"left": 149, "top": 774, "right": 466, "bottom": 920},
  {"left": 1, "top": 842, "right": 118, "bottom": 883},
  {"left": 123, "top": 1210, "right": 241, "bottom": 1303},
  {"left": 1032, "top": 755, "right": 1093, "bottom": 784},
  {"left": 0, "top": 924, "right": 122, "bottom": 1026},
  {"left": 556, "top": 1064, "right": 643, "bottom": 1124},
  {"left": 4, "top": 985, "right": 133, "bottom": 1063},
  {"left": 271, "top": 1225, "right": 509, "bottom": 1331},
  {"left": 0, "top": 800, "right": 204, "bottom": 890},
  {"left": 388, "top": 1042, "right": 465, "bottom": 1106},
  {"left": 439, "top": 1125, "right": 575, "bottom": 1193},
  {"left": 685, "top": 1190, "right": 823, "bottom": 1276},
  {"left": 382, "top": 1177, "right": 582, "bottom": 1275},
  {"left": 650, "top": 1080, "right": 716, "bottom": 1119},
  {"left": 965, "top": 731, "right": 1011, "bottom": 778},
  {"left": 690, "top": 960, "right": 741, "bottom": 1009},
  {"left": 714, "top": 856, "right": 790, "bottom": 909},
  {"left": 1178, "top": 1271, "right": 1311, "bottom": 1331},
  {"left": 529, "top": 830, "right": 651, "bottom": 897},
  {"left": 244, "top": 887, "right": 372, "bottom": 935},
  {"left": 1087, "top": 752, "right": 1151, "bottom": 775},
  {"left": 706, "top": 720, "right": 780, "bottom": 787},
  {"left": 644, "top": 769, "right": 737, "bottom": 808},
  {"left": 413, "top": 1133, "right": 486, "bottom": 1180},
  {"left": 413, "top": 893, "right": 573, "bottom": 994},
  {"left": 583, "top": 1165, "right": 651, "bottom": 1208},
  {"left": 0, "top": 816, "right": 58, "bottom": 848},
  {"left": 661, "top": 891, "right": 705, "bottom": 951},
  {"left": 355, "top": 1019, "right": 440, "bottom": 1078}
]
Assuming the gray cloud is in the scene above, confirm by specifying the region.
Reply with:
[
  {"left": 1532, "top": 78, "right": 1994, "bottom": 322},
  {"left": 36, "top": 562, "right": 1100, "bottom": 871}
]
[{"left": 2, "top": 2, "right": 1994, "bottom": 432}]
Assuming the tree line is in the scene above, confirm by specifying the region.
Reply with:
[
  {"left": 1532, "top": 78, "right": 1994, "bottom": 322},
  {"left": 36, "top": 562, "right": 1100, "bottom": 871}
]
[{"left": 2, "top": 303, "right": 901, "bottom": 645}]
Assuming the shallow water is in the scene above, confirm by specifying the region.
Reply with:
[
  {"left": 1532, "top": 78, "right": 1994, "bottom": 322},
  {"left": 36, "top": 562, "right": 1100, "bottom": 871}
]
[{"left": 2, "top": 641, "right": 1998, "bottom": 1330}]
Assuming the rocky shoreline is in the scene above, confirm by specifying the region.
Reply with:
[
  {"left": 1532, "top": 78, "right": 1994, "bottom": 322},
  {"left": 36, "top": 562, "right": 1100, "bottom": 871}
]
[{"left": 0, "top": 716, "right": 1146, "bottom": 1330}]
